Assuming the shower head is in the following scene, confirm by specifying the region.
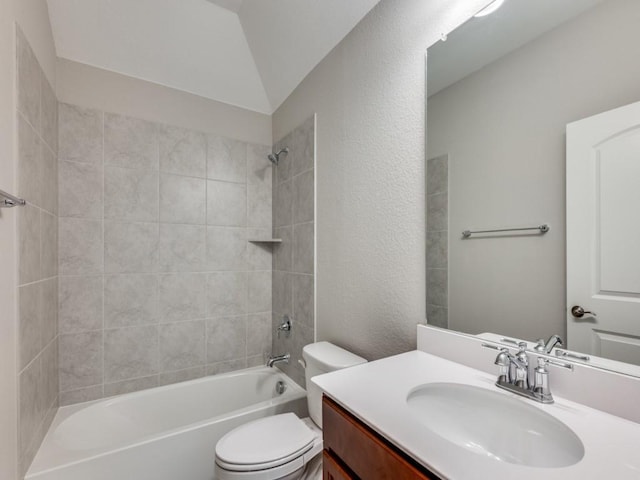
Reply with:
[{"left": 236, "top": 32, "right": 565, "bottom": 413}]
[{"left": 268, "top": 147, "right": 289, "bottom": 165}]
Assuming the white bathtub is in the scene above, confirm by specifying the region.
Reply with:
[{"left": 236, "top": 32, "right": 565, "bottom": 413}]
[{"left": 26, "top": 367, "right": 308, "bottom": 480}]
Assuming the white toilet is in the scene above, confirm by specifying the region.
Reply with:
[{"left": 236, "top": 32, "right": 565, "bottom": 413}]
[{"left": 215, "top": 342, "right": 367, "bottom": 480}]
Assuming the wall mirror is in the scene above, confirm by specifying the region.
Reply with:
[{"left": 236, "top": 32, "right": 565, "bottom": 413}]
[{"left": 426, "top": 0, "right": 640, "bottom": 375}]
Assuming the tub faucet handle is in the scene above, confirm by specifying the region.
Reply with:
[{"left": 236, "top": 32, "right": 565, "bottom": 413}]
[{"left": 277, "top": 315, "right": 292, "bottom": 339}]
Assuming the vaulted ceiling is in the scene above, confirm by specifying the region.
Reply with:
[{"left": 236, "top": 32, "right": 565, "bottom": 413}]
[{"left": 46, "top": 0, "right": 380, "bottom": 114}]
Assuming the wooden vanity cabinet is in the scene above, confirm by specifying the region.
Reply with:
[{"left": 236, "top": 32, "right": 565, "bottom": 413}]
[{"left": 322, "top": 395, "right": 438, "bottom": 480}]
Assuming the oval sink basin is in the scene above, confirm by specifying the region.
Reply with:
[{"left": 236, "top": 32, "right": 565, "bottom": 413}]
[{"left": 406, "top": 383, "right": 584, "bottom": 468}]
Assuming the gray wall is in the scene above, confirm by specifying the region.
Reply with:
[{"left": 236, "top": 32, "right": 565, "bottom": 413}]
[
  {"left": 57, "top": 103, "right": 274, "bottom": 405},
  {"left": 15, "top": 25, "right": 59, "bottom": 476},
  {"left": 272, "top": 116, "right": 315, "bottom": 386},
  {"left": 272, "top": 0, "right": 490, "bottom": 360},
  {"left": 56, "top": 58, "right": 272, "bottom": 147},
  {"left": 427, "top": 0, "right": 640, "bottom": 340}
]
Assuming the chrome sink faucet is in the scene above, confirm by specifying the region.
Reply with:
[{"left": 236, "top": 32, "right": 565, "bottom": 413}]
[
  {"left": 483, "top": 342, "right": 573, "bottom": 404},
  {"left": 535, "top": 334, "right": 563, "bottom": 354}
]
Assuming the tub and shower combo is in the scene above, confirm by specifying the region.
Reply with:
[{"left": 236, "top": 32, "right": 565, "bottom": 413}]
[{"left": 26, "top": 368, "right": 307, "bottom": 480}]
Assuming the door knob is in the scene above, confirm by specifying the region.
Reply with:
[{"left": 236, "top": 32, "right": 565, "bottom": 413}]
[{"left": 571, "top": 305, "right": 596, "bottom": 318}]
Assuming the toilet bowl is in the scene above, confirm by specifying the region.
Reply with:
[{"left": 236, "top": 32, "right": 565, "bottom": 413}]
[{"left": 214, "top": 342, "right": 366, "bottom": 480}]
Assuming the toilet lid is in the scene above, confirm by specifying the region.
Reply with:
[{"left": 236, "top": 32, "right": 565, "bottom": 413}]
[{"left": 215, "top": 413, "right": 316, "bottom": 471}]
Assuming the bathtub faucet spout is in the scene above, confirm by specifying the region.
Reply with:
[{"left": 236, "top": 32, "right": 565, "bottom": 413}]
[{"left": 266, "top": 353, "right": 290, "bottom": 368}]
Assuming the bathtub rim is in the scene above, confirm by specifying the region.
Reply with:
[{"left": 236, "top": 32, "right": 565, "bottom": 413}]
[{"left": 27, "top": 366, "right": 307, "bottom": 477}]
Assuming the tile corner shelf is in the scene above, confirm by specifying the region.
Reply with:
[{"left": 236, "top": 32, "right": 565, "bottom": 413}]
[{"left": 248, "top": 238, "right": 283, "bottom": 244}]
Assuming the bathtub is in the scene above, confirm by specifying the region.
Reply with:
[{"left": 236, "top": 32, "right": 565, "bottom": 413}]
[{"left": 26, "top": 367, "right": 308, "bottom": 480}]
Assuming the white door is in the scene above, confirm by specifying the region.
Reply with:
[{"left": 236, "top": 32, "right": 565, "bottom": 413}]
[{"left": 567, "top": 101, "right": 640, "bottom": 366}]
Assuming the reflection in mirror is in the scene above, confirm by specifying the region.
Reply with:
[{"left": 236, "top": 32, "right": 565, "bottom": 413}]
[{"left": 426, "top": 0, "right": 640, "bottom": 373}]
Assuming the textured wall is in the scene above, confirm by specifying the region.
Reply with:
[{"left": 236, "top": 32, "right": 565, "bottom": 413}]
[
  {"left": 57, "top": 103, "right": 274, "bottom": 405},
  {"left": 272, "top": 0, "right": 489, "bottom": 361},
  {"left": 427, "top": 0, "right": 640, "bottom": 341},
  {"left": 15, "top": 25, "right": 59, "bottom": 476},
  {"left": 271, "top": 116, "right": 315, "bottom": 386}
]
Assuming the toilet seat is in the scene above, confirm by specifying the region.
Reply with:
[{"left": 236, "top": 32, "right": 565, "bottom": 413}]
[{"left": 215, "top": 413, "right": 320, "bottom": 478}]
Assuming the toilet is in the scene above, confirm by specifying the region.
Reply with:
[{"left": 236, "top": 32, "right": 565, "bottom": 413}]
[{"left": 215, "top": 342, "right": 367, "bottom": 480}]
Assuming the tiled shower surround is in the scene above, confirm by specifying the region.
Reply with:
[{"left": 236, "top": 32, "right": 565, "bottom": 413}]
[
  {"left": 16, "top": 28, "right": 59, "bottom": 474},
  {"left": 426, "top": 154, "right": 448, "bottom": 328},
  {"left": 271, "top": 116, "right": 316, "bottom": 386},
  {"left": 57, "top": 103, "right": 274, "bottom": 405}
]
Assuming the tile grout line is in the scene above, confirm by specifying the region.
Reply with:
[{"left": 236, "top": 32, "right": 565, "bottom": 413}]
[
  {"left": 155, "top": 128, "right": 160, "bottom": 387},
  {"left": 101, "top": 110, "right": 105, "bottom": 398}
]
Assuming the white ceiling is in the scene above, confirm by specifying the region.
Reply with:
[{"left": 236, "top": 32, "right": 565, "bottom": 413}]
[
  {"left": 207, "top": 0, "right": 244, "bottom": 14},
  {"left": 47, "top": 0, "right": 380, "bottom": 114}
]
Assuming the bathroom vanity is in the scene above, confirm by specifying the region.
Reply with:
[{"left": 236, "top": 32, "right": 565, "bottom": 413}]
[
  {"left": 315, "top": 326, "right": 640, "bottom": 480},
  {"left": 322, "top": 396, "right": 434, "bottom": 479}
]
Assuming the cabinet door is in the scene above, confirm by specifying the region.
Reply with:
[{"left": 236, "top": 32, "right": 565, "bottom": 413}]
[
  {"left": 323, "top": 450, "right": 355, "bottom": 480},
  {"left": 323, "top": 396, "right": 436, "bottom": 480}
]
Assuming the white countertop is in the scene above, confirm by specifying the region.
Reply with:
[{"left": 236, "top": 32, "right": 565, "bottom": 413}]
[{"left": 312, "top": 350, "right": 640, "bottom": 480}]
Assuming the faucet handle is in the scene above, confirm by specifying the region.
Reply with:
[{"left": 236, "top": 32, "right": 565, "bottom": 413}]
[
  {"left": 493, "top": 348, "right": 511, "bottom": 383},
  {"left": 546, "top": 359, "right": 574, "bottom": 371},
  {"left": 534, "top": 339, "right": 546, "bottom": 352},
  {"left": 277, "top": 315, "right": 292, "bottom": 339}
]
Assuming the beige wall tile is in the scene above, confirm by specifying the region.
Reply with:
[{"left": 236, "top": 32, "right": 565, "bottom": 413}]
[
  {"left": 248, "top": 271, "right": 271, "bottom": 314},
  {"left": 59, "top": 218, "right": 103, "bottom": 275},
  {"left": 59, "top": 332, "right": 103, "bottom": 391},
  {"left": 58, "top": 276, "right": 103, "bottom": 334},
  {"left": 59, "top": 103, "right": 103, "bottom": 165},
  {"left": 159, "top": 174, "right": 206, "bottom": 224},
  {"left": 207, "top": 135, "right": 246, "bottom": 183},
  {"left": 293, "top": 169, "right": 314, "bottom": 224},
  {"left": 159, "top": 125, "right": 206, "bottom": 178},
  {"left": 40, "top": 278, "right": 57, "bottom": 346},
  {"left": 292, "top": 222, "right": 314, "bottom": 274},
  {"left": 18, "top": 205, "right": 41, "bottom": 284},
  {"left": 40, "top": 76, "right": 58, "bottom": 153},
  {"left": 104, "top": 166, "right": 158, "bottom": 222},
  {"left": 206, "top": 180, "right": 246, "bottom": 227},
  {"left": 158, "top": 273, "right": 207, "bottom": 323},
  {"left": 159, "top": 321, "right": 205, "bottom": 371},
  {"left": 104, "top": 221, "right": 158, "bottom": 274},
  {"left": 206, "top": 227, "right": 247, "bottom": 271},
  {"left": 40, "top": 211, "right": 57, "bottom": 278},
  {"left": 17, "top": 116, "right": 42, "bottom": 208},
  {"left": 58, "top": 160, "right": 103, "bottom": 219},
  {"left": 104, "top": 113, "right": 158, "bottom": 170},
  {"left": 206, "top": 272, "right": 248, "bottom": 317},
  {"left": 19, "top": 283, "right": 41, "bottom": 370},
  {"left": 104, "top": 326, "right": 158, "bottom": 383},
  {"left": 206, "top": 317, "right": 246, "bottom": 364},
  {"left": 158, "top": 224, "right": 206, "bottom": 272},
  {"left": 104, "top": 274, "right": 158, "bottom": 328}
]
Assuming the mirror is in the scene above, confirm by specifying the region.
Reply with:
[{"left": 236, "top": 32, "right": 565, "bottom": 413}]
[{"left": 426, "top": 0, "right": 640, "bottom": 375}]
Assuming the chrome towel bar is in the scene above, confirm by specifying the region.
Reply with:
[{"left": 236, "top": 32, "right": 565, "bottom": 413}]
[
  {"left": 0, "top": 189, "right": 26, "bottom": 208},
  {"left": 462, "top": 224, "right": 549, "bottom": 238}
]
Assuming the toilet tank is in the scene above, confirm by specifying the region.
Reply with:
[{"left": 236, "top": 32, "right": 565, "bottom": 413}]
[{"left": 302, "top": 342, "right": 367, "bottom": 428}]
